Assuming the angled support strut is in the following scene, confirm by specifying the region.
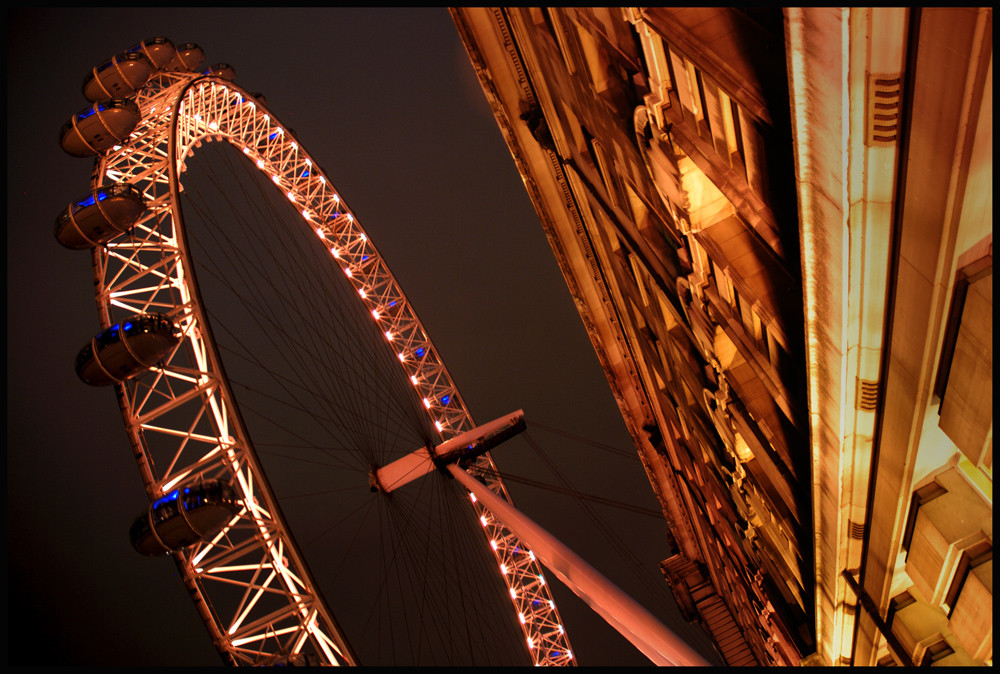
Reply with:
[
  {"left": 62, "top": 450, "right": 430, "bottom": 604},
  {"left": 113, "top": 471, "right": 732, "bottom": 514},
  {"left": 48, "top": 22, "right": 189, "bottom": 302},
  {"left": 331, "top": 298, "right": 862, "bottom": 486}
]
[
  {"left": 448, "top": 463, "right": 710, "bottom": 666},
  {"left": 370, "top": 410, "right": 526, "bottom": 493},
  {"left": 370, "top": 409, "right": 709, "bottom": 665}
]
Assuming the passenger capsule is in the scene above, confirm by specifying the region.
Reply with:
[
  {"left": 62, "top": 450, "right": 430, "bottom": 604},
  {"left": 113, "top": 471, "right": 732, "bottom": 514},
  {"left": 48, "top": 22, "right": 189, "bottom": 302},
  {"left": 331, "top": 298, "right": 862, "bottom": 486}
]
[
  {"left": 125, "top": 36, "right": 176, "bottom": 70},
  {"left": 59, "top": 98, "right": 140, "bottom": 157},
  {"left": 201, "top": 62, "right": 236, "bottom": 81},
  {"left": 74, "top": 313, "right": 182, "bottom": 386},
  {"left": 161, "top": 42, "right": 205, "bottom": 72},
  {"left": 82, "top": 51, "right": 154, "bottom": 102},
  {"left": 129, "top": 480, "right": 242, "bottom": 556},
  {"left": 54, "top": 183, "right": 146, "bottom": 249}
]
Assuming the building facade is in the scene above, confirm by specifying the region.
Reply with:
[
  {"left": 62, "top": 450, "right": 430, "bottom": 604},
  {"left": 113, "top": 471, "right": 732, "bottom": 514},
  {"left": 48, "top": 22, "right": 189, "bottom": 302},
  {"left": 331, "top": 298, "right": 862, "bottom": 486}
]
[{"left": 451, "top": 7, "right": 992, "bottom": 666}]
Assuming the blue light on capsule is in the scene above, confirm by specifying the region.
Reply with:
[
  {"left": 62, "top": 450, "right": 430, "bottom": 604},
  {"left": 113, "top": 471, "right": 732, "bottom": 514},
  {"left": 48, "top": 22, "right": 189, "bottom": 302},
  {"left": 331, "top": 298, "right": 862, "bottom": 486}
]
[{"left": 152, "top": 489, "right": 180, "bottom": 508}]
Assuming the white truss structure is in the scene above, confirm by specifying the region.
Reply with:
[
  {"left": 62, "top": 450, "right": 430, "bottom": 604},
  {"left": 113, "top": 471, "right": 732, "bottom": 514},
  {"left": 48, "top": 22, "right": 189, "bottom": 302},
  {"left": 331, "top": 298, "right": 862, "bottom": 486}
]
[{"left": 82, "top": 69, "right": 574, "bottom": 665}]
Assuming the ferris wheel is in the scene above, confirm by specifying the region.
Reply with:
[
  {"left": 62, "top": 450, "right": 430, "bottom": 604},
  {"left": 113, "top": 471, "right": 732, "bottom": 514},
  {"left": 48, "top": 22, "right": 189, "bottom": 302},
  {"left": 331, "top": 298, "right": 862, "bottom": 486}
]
[
  {"left": 56, "top": 37, "right": 709, "bottom": 667},
  {"left": 56, "top": 37, "right": 574, "bottom": 666}
]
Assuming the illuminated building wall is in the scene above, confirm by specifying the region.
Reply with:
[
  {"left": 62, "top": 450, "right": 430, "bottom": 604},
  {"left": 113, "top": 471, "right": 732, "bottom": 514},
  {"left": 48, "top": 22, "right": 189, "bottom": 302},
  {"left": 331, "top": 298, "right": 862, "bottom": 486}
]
[{"left": 451, "top": 7, "right": 992, "bottom": 666}]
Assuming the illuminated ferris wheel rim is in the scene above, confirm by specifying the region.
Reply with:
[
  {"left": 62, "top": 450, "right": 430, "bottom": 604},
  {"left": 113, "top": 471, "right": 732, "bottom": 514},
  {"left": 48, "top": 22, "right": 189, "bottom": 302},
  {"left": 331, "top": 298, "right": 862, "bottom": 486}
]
[
  {"left": 88, "top": 66, "right": 575, "bottom": 666},
  {"left": 166, "top": 75, "right": 477, "bottom": 440}
]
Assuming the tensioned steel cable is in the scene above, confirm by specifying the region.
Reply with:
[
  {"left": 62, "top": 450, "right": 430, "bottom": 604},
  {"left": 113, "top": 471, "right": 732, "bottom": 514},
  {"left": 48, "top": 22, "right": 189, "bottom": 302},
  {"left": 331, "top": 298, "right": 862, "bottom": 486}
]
[
  {"left": 482, "top": 468, "right": 664, "bottom": 518},
  {"left": 187, "top": 151, "right": 524, "bottom": 660},
  {"left": 177, "top": 140, "right": 525, "bottom": 664},
  {"left": 518, "top": 431, "right": 680, "bottom": 605},
  {"left": 185, "top": 144, "right": 426, "bottom": 469},
  {"left": 525, "top": 418, "right": 643, "bottom": 461}
]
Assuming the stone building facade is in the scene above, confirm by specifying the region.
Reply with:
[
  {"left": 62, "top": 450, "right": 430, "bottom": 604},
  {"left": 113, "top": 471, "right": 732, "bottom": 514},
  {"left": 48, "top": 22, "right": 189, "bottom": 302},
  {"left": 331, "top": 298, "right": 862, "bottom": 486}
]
[{"left": 452, "top": 7, "right": 992, "bottom": 666}]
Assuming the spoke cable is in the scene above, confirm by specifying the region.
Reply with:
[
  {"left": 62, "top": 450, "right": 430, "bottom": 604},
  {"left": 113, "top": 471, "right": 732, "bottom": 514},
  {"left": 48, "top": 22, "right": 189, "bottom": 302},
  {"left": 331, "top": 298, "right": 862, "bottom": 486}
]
[
  {"left": 519, "top": 431, "right": 679, "bottom": 608},
  {"left": 525, "top": 417, "right": 642, "bottom": 461},
  {"left": 182, "top": 143, "right": 429, "bottom": 464},
  {"left": 481, "top": 467, "right": 665, "bottom": 518},
  {"left": 172, "top": 135, "right": 526, "bottom": 664}
]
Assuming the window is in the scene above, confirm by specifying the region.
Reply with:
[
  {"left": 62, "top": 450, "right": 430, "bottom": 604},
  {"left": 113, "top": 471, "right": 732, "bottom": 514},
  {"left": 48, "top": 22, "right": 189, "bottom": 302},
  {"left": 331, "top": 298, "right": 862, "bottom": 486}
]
[
  {"left": 886, "top": 589, "right": 916, "bottom": 630},
  {"left": 575, "top": 20, "right": 611, "bottom": 94},
  {"left": 546, "top": 9, "right": 577, "bottom": 75},
  {"left": 589, "top": 137, "right": 625, "bottom": 209},
  {"left": 901, "top": 481, "right": 947, "bottom": 554},
  {"left": 629, "top": 253, "right": 650, "bottom": 307},
  {"left": 529, "top": 7, "right": 555, "bottom": 39},
  {"left": 935, "top": 234, "right": 992, "bottom": 468},
  {"left": 694, "top": 69, "right": 712, "bottom": 140},
  {"left": 942, "top": 539, "right": 992, "bottom": 616},
  {"left": 920, "top": 638, "right": 954, "bottom": 666},
  {"left": 623, "top": 179, "right": 651, "bottom": 232}
]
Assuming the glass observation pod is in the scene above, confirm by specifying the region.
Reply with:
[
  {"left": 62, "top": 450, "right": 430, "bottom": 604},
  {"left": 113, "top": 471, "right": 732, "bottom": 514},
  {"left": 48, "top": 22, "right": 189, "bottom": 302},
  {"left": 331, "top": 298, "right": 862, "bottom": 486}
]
[
  {"left": 54, "top": 183, "right": 147, "bottom": 249},
  {"left": 200, "top": 62, "right": 236, "bottom": 81},
  {"left": 124, "top": 36, "right": 176, "bottom": 71},
  {"left": 129, "top": 480, "right": 242, "bottom": 556},
  {"left": 58, "top": 98, "right": 140, "bottom": 158},
  {"left": 161, "top": 42, "right": 205, "bottom": 73},
  {"left": 82, "top": 50, "right": 154, "bottom": 102},
  {"left": 75, "top": 313, "right": 182, "bottom": 386}
]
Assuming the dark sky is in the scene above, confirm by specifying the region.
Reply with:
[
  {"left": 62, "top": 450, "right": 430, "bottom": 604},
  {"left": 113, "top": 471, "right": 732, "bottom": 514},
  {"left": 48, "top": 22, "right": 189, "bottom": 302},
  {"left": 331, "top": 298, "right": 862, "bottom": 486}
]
[{"left": 7, "top": 8, "right": 720, "bottom": 666}]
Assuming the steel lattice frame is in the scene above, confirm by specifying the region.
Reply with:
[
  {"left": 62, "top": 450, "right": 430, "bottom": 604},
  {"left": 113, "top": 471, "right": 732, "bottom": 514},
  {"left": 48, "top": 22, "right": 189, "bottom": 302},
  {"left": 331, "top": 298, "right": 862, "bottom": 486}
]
[{"left": 85, "top": 69, "right": 574, "bottom": 665}]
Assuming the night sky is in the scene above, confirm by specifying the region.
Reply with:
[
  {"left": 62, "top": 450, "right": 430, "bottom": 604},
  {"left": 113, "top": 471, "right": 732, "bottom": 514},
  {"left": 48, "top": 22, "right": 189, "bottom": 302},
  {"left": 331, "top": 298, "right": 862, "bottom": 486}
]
[{"left": 7, "top": 8, "right": 720, "bottom": 666}]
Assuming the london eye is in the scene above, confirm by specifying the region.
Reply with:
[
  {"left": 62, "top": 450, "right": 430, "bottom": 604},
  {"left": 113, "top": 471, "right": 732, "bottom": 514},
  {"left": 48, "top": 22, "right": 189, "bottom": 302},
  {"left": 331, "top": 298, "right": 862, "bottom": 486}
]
[
  {"left": 37, "top": 19, "right": 720, "bottom": 663},
  {"left": 55, "top": 36, "right": 579, "bottom": 666}
]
